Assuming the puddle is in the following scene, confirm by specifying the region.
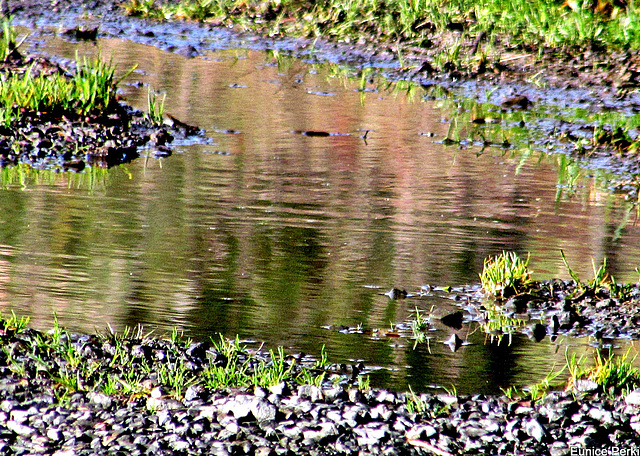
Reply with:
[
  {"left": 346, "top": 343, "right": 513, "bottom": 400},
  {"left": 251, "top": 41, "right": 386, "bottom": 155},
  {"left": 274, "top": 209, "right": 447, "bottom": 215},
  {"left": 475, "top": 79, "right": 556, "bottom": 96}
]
[{"left": 1, "top": 34, "right": 640, "bottom": 394}]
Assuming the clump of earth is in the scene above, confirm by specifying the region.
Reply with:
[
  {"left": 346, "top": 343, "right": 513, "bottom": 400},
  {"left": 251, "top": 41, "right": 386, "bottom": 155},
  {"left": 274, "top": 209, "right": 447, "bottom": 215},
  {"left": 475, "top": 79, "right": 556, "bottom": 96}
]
[{"left": 0, "top": 5, "right": 202, "bottom": 171}]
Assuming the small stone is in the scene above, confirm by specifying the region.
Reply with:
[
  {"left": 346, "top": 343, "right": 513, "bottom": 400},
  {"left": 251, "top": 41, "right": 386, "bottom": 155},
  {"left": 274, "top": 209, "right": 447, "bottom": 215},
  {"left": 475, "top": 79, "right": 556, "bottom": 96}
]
[
  {"left": 184, "top": 385, "right": 202, "bottom": 401},
  {"left": 303, "top": 422, "right": 338, "bottom": 443},
  {"left": 461, "top": 425, "right": 490, "bottom": 439},
  {"left": 251, "top": 399, "right": 277, "bottom": 423},
  {"left": 255, "top": 447, "right": 272, "bottom": 456},
  {"left": 169, "top": 439, "right": 190, "bottom": 451},
  {"left": 195, "top": 405, "right": 217, "bottom": 421},
  {"left": 524, "top": 418, "right": 546, "bottom": 442},
  {"left": 440, "top": 311, "right": 464, "bottom": 329},
  {"left": 47, "top": 428, "right": 62, "bottom": 441},
  {"left": 9, "top": 409, "right": 31, "bottom": 423},
  {"left": 7, "top": 419, "right": 35, "bottom": 436},
  {"left": 157, "top": 409, "right": 171, "bottom": 427},
  {"left": 220, "top": 415, "right": 239, "bottom": 435},
  {"left": 375, "top": 390, "right": 396, "bottom": 403},
  {"left": 268, "top": 382, "right": 287, "bottom": 396},
  {"left": 0, "top": 400, "right": 17, "bottom": 413},
  {"left": 406, "top": 424, "right": 437, "bottom": 440},
  {"left": 587, "top": 407, "right": 613, "bottom": 424},
  {"left": 626, "top": 389, "right": 640, "bottom": 406},
  {"left": 348, "top": 388, "right": 363, "bottom": 403},
  {"left": 444, "top": 333, "right": 463, "bottom": 351},
  {"left": 355, "top": 425, "right": 388, "bottom": 446},
  {"left": 573, "top": 379, "right": 599, "bottom": 393},
  {"left": 478, "top": 418, "right": 500, "bottom": 433},
  {"left": 370, "top": 403, "right": 393, "bottom": 421},
  {"left": 222, "top": 395, "right": 253, "bottom": 419},
  {"left": 88, "top": 392, "right": 112, "bottom": 408},
  {"left": 298, "top": 385, "right": 323, "bottom": 402},
  {"left": 549, "top": 441, "right": 570, "bottom": 456},
  {"left": 52, "top": 450, "right": 76, "bottom": 456},
  {"left": 437, "top": 394, "right": 458, "bottom": 406}
]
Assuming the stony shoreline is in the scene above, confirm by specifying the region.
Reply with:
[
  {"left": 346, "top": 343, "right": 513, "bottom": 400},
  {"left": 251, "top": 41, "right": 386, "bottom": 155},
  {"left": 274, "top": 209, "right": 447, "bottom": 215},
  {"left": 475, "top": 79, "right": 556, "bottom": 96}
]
[{"left": 1, "top": 319, "right": 640, "bottom": 455}]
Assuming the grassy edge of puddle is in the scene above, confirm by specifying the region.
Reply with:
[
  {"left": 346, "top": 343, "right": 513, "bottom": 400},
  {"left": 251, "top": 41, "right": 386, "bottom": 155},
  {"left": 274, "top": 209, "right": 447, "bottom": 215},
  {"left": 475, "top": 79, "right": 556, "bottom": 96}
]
[
  {"left": 2, "top": 310, "right": 640, "bottom": 410},
  {"left": 9, "top": 312, "right": 640, "bottom": 455},
  {"left": 120, "top": 0, "right": 640, "bottom": 205},
  {"left": 3, "top": 250, "right": 640, "bottom": 406},
  {"left": 0, "top": 312, "right": 366, "bottom": 406},
  {"left": 123, "top": 0, "right": 640, "bottom": 83}
]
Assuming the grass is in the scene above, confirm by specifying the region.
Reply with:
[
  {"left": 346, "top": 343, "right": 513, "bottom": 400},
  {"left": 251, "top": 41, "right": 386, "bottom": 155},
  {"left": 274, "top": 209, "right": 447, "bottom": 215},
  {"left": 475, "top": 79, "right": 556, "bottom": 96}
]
[
  {"left": 147, "top": 88, "right": 166, "bottom": 125},
  {"left": 406, "top": 385, "right": 455, "bottom": 416},
  {"left": 480, "top": 251, "right": 532, "bottom": 298},
  {"left": 1, "top": 310, "right": 30, "bottom": 334},
  {"left": 565, "top": 348, "right": 640, "bottom": 396},
  {"left": 503, "top": 347, "right": 640, "bottom": 402},
  {"left": 0, "top": 316, "right": 355, "bottom": 405},
  {"left": 410, "top": 306, "right": 433, "bottom": 348},
  {"left": 560, "top": 249, "right": 608, "bottom": 290},
  {"left": 123, "top": 0, "right": 640, "bottom": 74},
  {"left": 502, "top": 361, "right": 566, "bottom": 401},
  {"left": 560, "top": 250, "right": 634, "bottom": 300},
  {"left": 406, "top": 385, "right": 429, "bottom": 414},
  {"left": 0, "top": 53, "right": 135, "bottom": 127},
  {"left": 0, "top": 18, "right": 27, "bottom": 62}
]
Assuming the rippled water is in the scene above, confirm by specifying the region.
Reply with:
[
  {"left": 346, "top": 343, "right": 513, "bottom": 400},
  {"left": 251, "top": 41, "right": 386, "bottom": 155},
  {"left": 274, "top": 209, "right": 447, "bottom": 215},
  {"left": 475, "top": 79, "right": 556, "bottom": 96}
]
[{"left": 1, "top": 35, "right": 640, "bottom": 394}]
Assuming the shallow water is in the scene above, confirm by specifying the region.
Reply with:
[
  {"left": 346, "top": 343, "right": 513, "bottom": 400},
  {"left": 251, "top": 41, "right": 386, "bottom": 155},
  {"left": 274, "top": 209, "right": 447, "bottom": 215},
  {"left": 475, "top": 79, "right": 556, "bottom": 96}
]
[{"left": 2, "top": 35, "right": 640, "bottom": 394}]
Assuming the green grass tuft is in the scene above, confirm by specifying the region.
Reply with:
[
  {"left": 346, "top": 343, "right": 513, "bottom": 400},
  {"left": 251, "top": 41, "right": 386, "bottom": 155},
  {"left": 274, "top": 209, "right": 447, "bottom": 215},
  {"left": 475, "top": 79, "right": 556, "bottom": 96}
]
[{"left": 480, "top": 251, "right": 532, "bottom": 298}]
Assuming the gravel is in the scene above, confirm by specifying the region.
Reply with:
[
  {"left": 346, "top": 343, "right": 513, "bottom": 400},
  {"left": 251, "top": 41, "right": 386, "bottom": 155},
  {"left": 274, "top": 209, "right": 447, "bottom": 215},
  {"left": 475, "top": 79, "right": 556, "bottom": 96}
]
[{"left": 1, "top": 322, "right": 640, "bottom": 455}]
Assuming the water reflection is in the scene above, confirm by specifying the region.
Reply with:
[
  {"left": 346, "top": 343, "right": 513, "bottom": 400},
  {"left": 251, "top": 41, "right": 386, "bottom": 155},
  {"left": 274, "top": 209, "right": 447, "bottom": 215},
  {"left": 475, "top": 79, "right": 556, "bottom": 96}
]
[{"left": 0, "top": 36, "right": 639, "bottom": 393}]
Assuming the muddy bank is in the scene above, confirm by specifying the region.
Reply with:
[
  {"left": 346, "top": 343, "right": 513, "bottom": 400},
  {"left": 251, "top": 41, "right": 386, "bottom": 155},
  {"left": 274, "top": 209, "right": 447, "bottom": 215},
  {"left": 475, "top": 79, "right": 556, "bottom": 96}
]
[
  {"left": 1, "top": 319, "right": 640, "bottom": 455},
  {"left": 436, "top": 279, "right": 640, "bottom": 341},
  {"left": 9, "top": 0, "right": 640, "bottom": 104},
  {"left": 0, "top": 3, "right": 203, "bottom": 171}
]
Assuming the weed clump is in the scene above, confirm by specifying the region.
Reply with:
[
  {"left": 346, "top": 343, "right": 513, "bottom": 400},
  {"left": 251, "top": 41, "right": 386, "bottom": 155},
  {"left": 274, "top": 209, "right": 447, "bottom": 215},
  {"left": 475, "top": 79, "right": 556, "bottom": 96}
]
[
  {"left": 0, "top": 54, "right": 134, "bottom": 128},
  {"left": 480, "top": 251, "right": 532, "bottom": 298},
  {"left": 566, "top": 349, "right": 640, "bottom": 397}
]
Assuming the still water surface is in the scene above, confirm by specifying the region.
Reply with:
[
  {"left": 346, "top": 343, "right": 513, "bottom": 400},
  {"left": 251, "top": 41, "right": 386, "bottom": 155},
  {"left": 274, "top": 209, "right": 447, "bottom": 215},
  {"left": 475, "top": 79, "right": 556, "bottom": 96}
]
[{"left": 1, "top": 36, "right": 640, "bottom": 393}]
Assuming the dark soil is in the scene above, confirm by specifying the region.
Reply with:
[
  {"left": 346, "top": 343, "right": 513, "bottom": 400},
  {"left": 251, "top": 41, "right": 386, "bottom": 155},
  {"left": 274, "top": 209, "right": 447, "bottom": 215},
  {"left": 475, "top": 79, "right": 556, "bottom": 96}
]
[{"left": 444, "top": 279, "right": 640, "bottom": 341}]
